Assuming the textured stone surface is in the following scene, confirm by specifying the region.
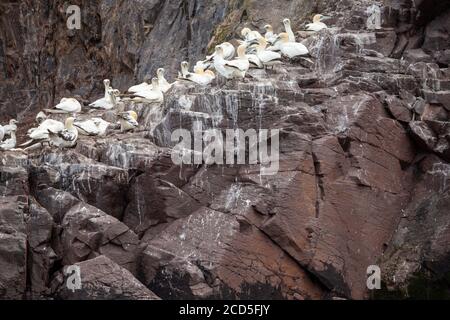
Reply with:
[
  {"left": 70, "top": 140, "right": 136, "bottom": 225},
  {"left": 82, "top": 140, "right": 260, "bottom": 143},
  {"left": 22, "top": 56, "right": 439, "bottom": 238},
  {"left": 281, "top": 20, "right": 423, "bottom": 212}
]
[
  {"left": 0, "top": 0, "right": 449, "bottom": 300},
  {"left": 53, "top": 255, "right": 160, "bottom": 300}
]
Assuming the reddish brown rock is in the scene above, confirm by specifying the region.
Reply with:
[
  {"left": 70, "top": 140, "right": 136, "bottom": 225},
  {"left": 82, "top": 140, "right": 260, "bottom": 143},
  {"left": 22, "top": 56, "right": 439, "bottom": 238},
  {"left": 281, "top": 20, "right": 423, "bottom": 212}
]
[
  {"left": 53, "top": 255, "right": 160, "bottom": 300},
  {"left": 141, "top": 207, "right": 324, "bottom": 299}
]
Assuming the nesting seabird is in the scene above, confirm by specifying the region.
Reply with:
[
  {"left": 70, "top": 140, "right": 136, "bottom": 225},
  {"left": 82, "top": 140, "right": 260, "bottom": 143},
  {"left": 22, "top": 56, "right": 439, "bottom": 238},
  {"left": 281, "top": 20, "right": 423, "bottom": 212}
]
[
  {"left": 305, "top": 14, "right": 331, "bottom": 32},
  {"left": 255, "top": 38, "right": 282, "bottom": 68},
  {"left": 241, "top": 28, "right": 263, "bottom": 43},
  {"left": 179, "top": 61, "right": 215, "bottom": 86},
  {"left": 156, "top": 68, "right": 172, "bottom": 93},
  {"left": 223, "top": 43, "right": 250, "bottom": 79},
  {"left": 89, "top": 79, "right": 117, "bottom": 109},
  {"left": 128, "top": 79, "right": 152, "bottom": 94},
  {"left": 20, "top": 117, "right": 65, "bottom": 147},
  {"left": 46, "top": 98, "right": 82, "bottom": 114},
  {"left": 283, "top": 18, "right": 296, "bottom": 42},
  {"left": 264, "top": 24, "right": 278, "bottom": 44},
  {"left": 0, "top": 126, "right": 17, "bottom": 151},
  {"left": 3, "top": 119, "right": 18, "bottom": 136},
  {"left": 213, "top": 45, "right": 235, "bottom": 79},
  {"left": 277, "top": 32, "right": 309, "bottom": 58},
  {"left": 132, "top": 78, "right": 164, "bottom": 104},
  {"left": 74, "top": 118, "right": 111, "bottom": 136},
  {"left": 0, "top": 125, "right": 4, "bottom": 143},
  {"left": 47, "top": 117, "right": 79, "bottom": 148},
  {"left": 118, "top": 111, "right": 138, "bottom": 132}
]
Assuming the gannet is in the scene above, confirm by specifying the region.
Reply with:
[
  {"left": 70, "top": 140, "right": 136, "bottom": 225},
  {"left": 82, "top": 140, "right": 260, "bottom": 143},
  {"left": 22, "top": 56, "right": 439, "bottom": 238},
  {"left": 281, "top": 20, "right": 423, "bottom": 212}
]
[
  {"left": 3, "top": 119, "right": 18, "bottom": 135},
  {"left": 157, "top": 68, "right": 172, "bottom": 93},
  {"left": 0, "top": 125, "right": 4, "bottom": 142},
  {"left": 241, "top": 28, "right": 263, "bottom": 42},
  {"left": 199, "top": 42, "right": 236, "bottom": 72},
  {"left": 133, "top": 78, "right": 164, "bottom": 103},
  {"left": 305, "top": 14, "right": 331, "bottom": 32},
  {"left": 283, "top": 18, "right": 296, "bottom": 42},
  {"left": 223, "top": 44, "right": 250, "bottom": 79},
  {"left": 255, "top": 38, "right": 282, "bottom": 68},
  {"left": 180, "top": 61, "right": 215, "bottom": 86},
  {"left": 74, "top": 118, "right": 110, "bottom": 136},
  {"left": 246, "top": 52, "right": 263, "bottom": 68},
  {"left": 0, "top": 128, "right": 16, "bottom": 151},
  {"left": 89, "top": 79, "right": 116, "bottom": 109},
  {"left": 277, "top": 32, "right": 309, "bottom": 58},
  {"left": 213, "top": 45, "right": 235, "bottom": 79},
  {"left": 47, "top": 117, "right": 78, "bottom": 148},
  {"left": 194, "top": 60, "right": 212, "bottom": 73},
  {"left": 35, "top": 112, "right": 47, "bottom": 124},
  {"left": 128, "top": 79, "right": 151, "bottom": 94},
  {"left": 46, "top": 98, "right": 82, "bottom": 114},
  {"left": 264, "top": 25, "right": 278, "bottom": 44},
  {"left": 118, "top": 111, "right": 138, "bottom": 132},
  {"left": 20, "top": 117, "right": 65, "bottom": 147}
]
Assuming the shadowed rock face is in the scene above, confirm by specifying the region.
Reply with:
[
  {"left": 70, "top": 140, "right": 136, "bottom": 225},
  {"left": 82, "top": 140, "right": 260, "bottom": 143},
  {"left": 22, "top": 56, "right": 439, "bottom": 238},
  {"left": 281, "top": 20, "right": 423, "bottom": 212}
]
[{"left": 0, "top": 0, "right": 450, "bottom": 300}]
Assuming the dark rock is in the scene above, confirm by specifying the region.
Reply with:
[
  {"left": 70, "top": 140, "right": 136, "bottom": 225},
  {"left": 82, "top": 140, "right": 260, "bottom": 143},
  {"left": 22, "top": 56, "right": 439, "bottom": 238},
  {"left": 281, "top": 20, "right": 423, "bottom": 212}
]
[
  {"left": 0, "top": 197, "right": 28, "bottom": 299},
  {"left": 60, "top": 202, "right": 140, "bottom": 275},
  {"left": 385, "top": 95, "right": 413, "bottom": 122},
  {"left": 141, "top": 207, "right": 324, "bottom": 300},
  {"left": 409, "top": 121, "right": 437, "bottom": 151},
  {"left": 25, "top": 200, "right": 56, "bottom": 298},
  {"left": 53, "top": 255, "right": 160, "bottom": 300}
]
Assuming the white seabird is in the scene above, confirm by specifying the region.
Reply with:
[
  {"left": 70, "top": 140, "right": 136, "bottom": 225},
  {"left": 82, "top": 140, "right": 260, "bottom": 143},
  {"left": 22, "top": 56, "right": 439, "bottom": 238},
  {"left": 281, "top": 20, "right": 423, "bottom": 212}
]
[
  {"left": 255, "top": 38, "right": 282, "bottom": 68},
  {"left": 0, "top": 125, "right": 4, "bottom": 142},
  {"left": 133, "top": 78, "right": 164, "bottom": 104},
  {"left": 264, "top": 24, "right": 278, "bottom": 44},
  {"left": 305, "top": 14, "right": 331, "bottom": 32},
  {"left": 3, "top": 119, "right": 18, "bottom": 136},
  {"left": 199, "top": 42, "right": 236, "bottom": 71},
  {"left": 47, "top": 117, "right": 78, "bottom": 148},
  {"left": 213, "top": 45, "right": 235, "bottom": 79},
  {"left": 46, "top": 98, "right": 82, "bottom": 114},
  {"left": 74, "top": 118, "right": 111, "bottom": 136},
  {"left": 283, "top": 18, "right": 296, "bottom": 42},
  {"left": 156, "top": 68, "right": 172, "bottom": 93},
  {"left": 179, "top": 61, "right": 216, "bottom": 86},
  {"left": 277, "top": 32, "right": 309, "bottom": 58},
  {"left": 241, "top": 28, "right": 263, "bottom": 42},
  {"left": 89, "top": 79, "right": 117, "bottom": 109},
  {"left": 223, "top": 44, "right": 250, "bottom": 79},
  {"left": 0, "top": 127, "right": 16, "bottom": 151},
  {"left": 128, "top": 79, "right": 151, "bottom": 94},
  {"left": 20, "top": 117, "right": 65, "bottom": 148},
  {"left": 118, "top": 111, "right": 138, "bottom": 132}
]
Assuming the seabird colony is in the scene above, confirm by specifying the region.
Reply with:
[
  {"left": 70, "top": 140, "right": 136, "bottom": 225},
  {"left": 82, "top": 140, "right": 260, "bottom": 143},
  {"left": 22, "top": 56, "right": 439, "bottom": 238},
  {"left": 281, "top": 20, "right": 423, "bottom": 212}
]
[{"left": 0, "top": 15, "right": 330, "bottom": 151}]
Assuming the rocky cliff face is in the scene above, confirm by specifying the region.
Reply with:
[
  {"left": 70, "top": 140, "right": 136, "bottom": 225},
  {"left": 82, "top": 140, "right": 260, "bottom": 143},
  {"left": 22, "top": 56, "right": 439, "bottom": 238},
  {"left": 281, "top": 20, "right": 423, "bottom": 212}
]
[{"left": 0, "top": 0, "right": 450, "bottom": 300}]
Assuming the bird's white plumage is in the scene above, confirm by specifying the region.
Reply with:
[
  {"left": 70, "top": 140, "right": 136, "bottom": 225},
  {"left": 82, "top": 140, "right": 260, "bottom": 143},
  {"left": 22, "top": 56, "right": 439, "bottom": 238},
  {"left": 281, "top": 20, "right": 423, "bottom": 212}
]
[
  {"left": 247, "top": 54, "right": 263, "bottom": 68},
  {"left": 128, "top": 82, "right": 151, "bottom": 94},
  {"left": 280, "top": 42, "right": 309, "bottom": 58},
  {"left": 48, "top": 117, "right": 78, "bottom": 148},
  {"left": 3, "top": 119, "right": 18, "bottom": 135},
  {"left": 54, "top": 98, "right": 82, "bottom": 113},
  {"left": 283, "top": 19, "right": 296, "bottom": 42},
  {"left": 0, "top": 131, "right": 16, "bottom": 151},
  {"left": 305, "top": 22, "right": 327, "bottom": 32},
  {"left": 29, "top": 119, "right": 65, "bottom": 140},
  {"left": 74, "top": 118, "right": 110, "bottom": 136},
  {"left": 133, "top": 78, "right": 164, "bottom": 103},
  {"left": 118, "top": 111, "right": 139, "bottom": 132},
  {"left": 0, "top": 126, "right": 5, "bottom": 142},
  {"left": 224, "top": 46, "right": 250, "bottom": 79}
]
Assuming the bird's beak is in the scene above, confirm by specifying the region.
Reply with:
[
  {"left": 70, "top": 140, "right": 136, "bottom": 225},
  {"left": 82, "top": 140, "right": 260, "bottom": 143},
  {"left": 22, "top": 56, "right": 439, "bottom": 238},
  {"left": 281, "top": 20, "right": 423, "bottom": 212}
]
[{"left": 321, "top": 15, "right": 332, "bottom": 21}]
